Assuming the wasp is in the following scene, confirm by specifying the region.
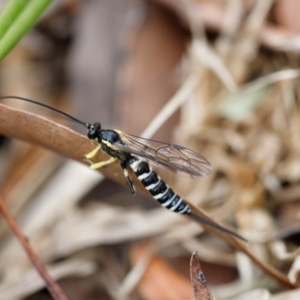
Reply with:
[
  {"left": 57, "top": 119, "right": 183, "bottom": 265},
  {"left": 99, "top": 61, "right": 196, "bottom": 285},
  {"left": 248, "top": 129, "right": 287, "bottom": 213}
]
[{"left": 0, "top": 96, "right": 246, "bottom": 241}]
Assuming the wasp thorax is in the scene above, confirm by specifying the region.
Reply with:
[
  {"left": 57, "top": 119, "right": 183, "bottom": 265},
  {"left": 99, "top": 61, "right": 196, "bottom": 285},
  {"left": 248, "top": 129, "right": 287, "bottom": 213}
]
[{"left": 87, "top": 122, "right": 101, "bottom": 140}]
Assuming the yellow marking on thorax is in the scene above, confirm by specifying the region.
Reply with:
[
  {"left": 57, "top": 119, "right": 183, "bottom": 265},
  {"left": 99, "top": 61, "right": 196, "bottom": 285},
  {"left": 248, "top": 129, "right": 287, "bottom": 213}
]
[{"left": 101, "top": 139, "right": 119, "bottom": 150}]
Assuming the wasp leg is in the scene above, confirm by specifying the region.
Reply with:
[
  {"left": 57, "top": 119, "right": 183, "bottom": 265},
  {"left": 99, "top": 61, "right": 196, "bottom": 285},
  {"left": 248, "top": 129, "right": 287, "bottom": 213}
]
[
  {"left": 85, "top": 144, "right": 101, "bottom": 159},
  {"left": 120, "top": 162, "right": 136, "bottom": 195},
  {"left": 90, "top": 157, "right": 117, "bottom": 170}
]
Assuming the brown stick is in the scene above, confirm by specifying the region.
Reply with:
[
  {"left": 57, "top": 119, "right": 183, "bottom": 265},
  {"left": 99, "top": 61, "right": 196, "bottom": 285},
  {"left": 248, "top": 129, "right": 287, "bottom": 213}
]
[{"left": 0, "top": 195, "right": 69, "bottom": 300}]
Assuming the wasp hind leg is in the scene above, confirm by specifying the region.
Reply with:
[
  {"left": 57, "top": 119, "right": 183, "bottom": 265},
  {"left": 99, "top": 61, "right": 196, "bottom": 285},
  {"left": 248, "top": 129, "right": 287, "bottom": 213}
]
[
  {"left": 120, "top": 161, "right": 136, "bottom": 195},
  {"left": 90, "top": 157, "right": 117, "bottom": 170}
]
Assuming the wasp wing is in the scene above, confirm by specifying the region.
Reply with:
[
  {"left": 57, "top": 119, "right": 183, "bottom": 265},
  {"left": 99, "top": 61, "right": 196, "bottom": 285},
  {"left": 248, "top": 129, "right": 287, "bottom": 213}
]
[{"left": 113, "top": 132, "right": 213, "bottom": 177}]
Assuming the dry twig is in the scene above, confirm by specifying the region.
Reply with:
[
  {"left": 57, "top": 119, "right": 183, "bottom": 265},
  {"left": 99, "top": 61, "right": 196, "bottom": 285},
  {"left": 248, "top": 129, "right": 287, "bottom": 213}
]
[{"left": 0, "top": 194, "right": 68, "bottom": 300}]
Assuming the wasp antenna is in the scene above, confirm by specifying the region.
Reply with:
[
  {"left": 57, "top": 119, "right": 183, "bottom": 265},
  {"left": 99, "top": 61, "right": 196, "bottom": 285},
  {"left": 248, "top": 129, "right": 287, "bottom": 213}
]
[
  {"left": 188, "top": 213, "right": 247, "bottom": 242},
  {"left": 0, "top": 96, "right": 88, "bottom": 127}
]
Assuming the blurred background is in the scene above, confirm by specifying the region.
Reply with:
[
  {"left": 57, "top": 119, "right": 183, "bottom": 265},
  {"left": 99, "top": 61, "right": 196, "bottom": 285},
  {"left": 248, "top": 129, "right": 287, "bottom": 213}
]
[{"left": 0, "top": 0, "right": 300, "bottom": 299}]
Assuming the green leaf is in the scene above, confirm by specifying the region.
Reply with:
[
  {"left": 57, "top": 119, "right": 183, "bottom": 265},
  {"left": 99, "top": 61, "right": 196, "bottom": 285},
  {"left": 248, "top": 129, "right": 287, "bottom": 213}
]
[
  {"left": 0, "top": 0, "right": 52, "bottom": 61},
  {"left": 0, "top": 0, "right": 28, "bottom": 39}
]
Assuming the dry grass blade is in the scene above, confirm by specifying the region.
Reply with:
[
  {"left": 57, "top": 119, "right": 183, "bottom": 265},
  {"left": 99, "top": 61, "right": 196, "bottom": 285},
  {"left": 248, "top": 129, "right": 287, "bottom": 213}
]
[
  {"left": 190, "top": 251, "right": 213, "bottom": 300},
  {"left": 0, "top": 195, "right": 68, "bottom": 300},
  {"left": 0, "top": 258, "right": 97, "bottom": 300},
  {"left": 141, "top": 73, "right": 199, "bottom": 138},
  {"left": 157, "top": 0, "right": 300, "bottom": 52}
]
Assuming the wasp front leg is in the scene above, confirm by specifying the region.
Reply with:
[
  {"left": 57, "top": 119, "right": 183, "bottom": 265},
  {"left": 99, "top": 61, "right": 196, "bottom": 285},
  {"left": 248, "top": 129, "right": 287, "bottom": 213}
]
[
  {"left": 85, "top": 144, "right": 101, "bottom": 159},
  {"left": 85, "top": 142, "right": 118, "bottom": 170},
  {"left": 120, "top": 161, "right": 136, "bottom": 195}
]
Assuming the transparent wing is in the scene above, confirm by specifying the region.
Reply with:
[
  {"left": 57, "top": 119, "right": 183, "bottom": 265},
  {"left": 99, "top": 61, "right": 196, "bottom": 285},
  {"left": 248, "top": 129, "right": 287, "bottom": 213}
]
[{"left": 113, "top": 132, "right": 213, "bottom": 177}]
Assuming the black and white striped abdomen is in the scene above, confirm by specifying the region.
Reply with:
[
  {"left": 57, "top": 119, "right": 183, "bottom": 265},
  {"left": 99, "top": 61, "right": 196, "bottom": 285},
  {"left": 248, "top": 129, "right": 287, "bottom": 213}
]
[{"left": 128, "top": 156, "right": 191, "bottom": 214}]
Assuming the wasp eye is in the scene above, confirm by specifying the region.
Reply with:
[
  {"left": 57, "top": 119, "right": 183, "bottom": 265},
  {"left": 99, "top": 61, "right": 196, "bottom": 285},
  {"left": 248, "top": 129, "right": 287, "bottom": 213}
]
[
  {"left": 87, "top": 123, "right": 101, "bottom": 140},
  {"left": 87, "top": 129, "right": 97, "bottom": 139}
]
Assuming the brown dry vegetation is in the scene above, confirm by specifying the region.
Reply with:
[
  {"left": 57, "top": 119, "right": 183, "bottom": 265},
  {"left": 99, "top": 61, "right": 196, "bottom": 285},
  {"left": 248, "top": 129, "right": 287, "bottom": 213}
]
[{"left": 1, "top": 0, "right": 300, "bottom": 299}]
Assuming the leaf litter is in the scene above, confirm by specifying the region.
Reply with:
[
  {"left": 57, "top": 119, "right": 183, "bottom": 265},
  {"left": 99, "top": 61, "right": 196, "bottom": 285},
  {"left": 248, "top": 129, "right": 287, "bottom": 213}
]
[{"left": 1, "top": 0, "right": 300, "bottom": 299}]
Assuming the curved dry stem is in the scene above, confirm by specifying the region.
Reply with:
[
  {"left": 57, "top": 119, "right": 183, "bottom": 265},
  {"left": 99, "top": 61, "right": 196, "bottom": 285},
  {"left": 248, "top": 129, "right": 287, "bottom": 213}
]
[
  {"left": 0, "top": 104, "right": 297, "bottom": 288},
  {"left": 0, "top": 104, "right": 122, "bottom": 182},
  {"left": 187, "top": 203, "right": 297, "bottom": 288}
]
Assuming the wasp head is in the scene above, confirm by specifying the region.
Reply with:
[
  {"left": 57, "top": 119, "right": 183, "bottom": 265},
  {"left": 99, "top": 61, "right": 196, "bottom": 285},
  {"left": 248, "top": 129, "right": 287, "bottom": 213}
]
[{"left": 87, "top": 122, "right": 101, "bottom": 140}]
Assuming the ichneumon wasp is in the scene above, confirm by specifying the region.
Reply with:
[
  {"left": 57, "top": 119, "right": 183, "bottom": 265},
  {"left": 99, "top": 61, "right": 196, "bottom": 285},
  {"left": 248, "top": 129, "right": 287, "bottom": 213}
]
[{"left": 0, "top": 96, "right": 246, "bottom": 242}]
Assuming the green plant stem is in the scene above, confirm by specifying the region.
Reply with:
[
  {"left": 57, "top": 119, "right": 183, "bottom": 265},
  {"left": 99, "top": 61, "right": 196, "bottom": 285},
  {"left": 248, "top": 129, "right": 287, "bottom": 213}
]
[
  {"left": 0, "top": 0, "right": 28, "bottom": 39},
  {"left": 0, "top": 0, "right": 52, "bottom": 61}
]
